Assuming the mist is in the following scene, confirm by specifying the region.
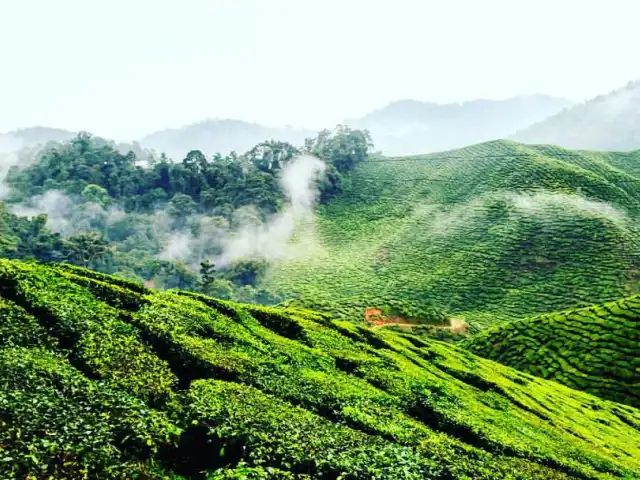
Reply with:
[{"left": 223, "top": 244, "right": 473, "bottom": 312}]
[
  {"left": 0, "top": 135, "right": 26, "bottom": 200},
  {"left": 414, "top": 190, "right": 629, "bottom": 241},
  {"left": 154, "top": 154, "right": 327, "bottom": 268},
  {"left": 0, "top": 151, "right": 327, "bottom": 274},
  {"left": 214, "top": 154, "right": 326, "bottom": 267},
  {"left": 509, "top": 191, "right": 628, "bottom": 223}
]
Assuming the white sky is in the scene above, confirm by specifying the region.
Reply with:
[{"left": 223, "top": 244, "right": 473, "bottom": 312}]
[{"left": 1, "top": 0, "right": 639, "bottom": 140}]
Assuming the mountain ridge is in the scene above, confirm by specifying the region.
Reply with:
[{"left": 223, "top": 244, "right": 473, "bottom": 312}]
[
  {"left": 1, "top": 92, "right": 576, "bottom": 159},
  {"left": 511, "top": 80, "right": 640, "bottom": 150},
  {"left": 346, "top": 94, "right": 574, "bottom": 156}
]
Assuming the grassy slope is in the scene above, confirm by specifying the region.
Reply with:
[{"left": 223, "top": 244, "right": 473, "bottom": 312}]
[
  {"left": 0, "top": 260, "right": 639, "bottom": 478},
  {"left": 266, "top": 140, "right": 640, "bottom": 328},
  {"left": 462, "top": 295, "right": 640, "bottom": 408}
]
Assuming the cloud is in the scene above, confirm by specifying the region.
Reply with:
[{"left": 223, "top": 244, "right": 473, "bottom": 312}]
[{"left": 213, "top": 154, "right": 326, "bottom": 266}]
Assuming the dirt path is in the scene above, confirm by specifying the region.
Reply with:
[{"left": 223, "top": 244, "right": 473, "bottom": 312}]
[
  {"left": 365, "top": 308, "right": 469, "bottom": 334},
  {"left": 370, "top": 322, "right": 416, "bottom": 330}
]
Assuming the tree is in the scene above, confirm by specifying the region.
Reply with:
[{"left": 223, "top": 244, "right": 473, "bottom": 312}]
[
  {"left": 166, "top": 194, "right": 198, "bottom": 228},
  {"left": 62, "top": 231, "right": 112, "bottom": 267},
  {"left": 304, "top": 125, "right": 373, "bottom": 203},
  {"left": 304, "top": 125, "right": 373, "bottom": 173},
  {"left": 82, "top": 184, "right": 112, "bottom": 207},
  {"left": 0, "top": 203, "right": 18, "bottom": 255},
  {"left": 224, "top": 259, "right": 267, "bottom": 287},
  {"left": 245, "top": 141, "right": 299, "bottom": 173},
  {"left": 199, "top": 259, "right": 216, "bottom": 291}
]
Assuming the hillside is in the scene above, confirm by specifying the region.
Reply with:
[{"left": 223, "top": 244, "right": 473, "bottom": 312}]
[
  {"left": 511, "top": 81, "right": 640, "bottom": 151},
  {"left": 0, "top": 259, "right": 639, "bottom": 478},
  {"left": 347, "top": 95, "right": 573, "bottom": 156},
  {"left": 139, "top": 119, "right": 314, "bottom": 161},
  {"left": 463, "top": 295, "right": 640, "bottom": 408},
  {"left": 265, "top": 140, "right": 640, "bottom": 328}
]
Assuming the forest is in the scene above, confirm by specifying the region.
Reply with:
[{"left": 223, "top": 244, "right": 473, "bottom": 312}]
[{"left": 0, "top": 125, "right": 373, "bottom": 304}]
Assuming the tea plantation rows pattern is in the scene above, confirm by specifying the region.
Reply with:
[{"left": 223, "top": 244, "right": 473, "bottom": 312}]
[
  {"left": 266, "top": 140, "right": 640, "bottom": 328},
  {"left": 462, "top": 295, "right": 640, "bottom": 407},
  {"left": 0, "top": 259, "right": 639, "bottom": 478}
]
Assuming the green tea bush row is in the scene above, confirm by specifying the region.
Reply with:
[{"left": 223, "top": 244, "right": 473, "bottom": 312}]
[
  {"left": 0, "top": 259, "right": 176, "bottom": 402},
  {"left": 0, "top": 259, "right": 639, "bottom": 478},
  {"left": 463, "top": 295, "right": 640, "bottom": 407},
  {"left": 0, "top": 346, "right": 179, "bottom": 479}
]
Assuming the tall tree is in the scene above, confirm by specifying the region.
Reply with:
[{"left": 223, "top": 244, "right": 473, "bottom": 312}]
[
  {"left": 199, "top": 259, "right": 216, "bottom": 291},
  {"left": 62, "top": 232, "right": 111, "bottom": 267}
]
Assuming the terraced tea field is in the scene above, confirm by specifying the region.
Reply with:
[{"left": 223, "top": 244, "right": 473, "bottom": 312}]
[
  {"left": 463, "top": 295, "right": 640, "bottom": 407},
  {"left": 266, "top": 140, "right": 640, "bottom": 328},
  {"left": 0, "top": 259, "right": 639, "bottom": 478}
]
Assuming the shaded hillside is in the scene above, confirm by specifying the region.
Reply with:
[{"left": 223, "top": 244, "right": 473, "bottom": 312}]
[
  {"left": 346, "top": 95, "right": 573, "bottom": 156},
  {"left": 511, "top": 81, "right": 640, "bottom": 150},
  {"left": 266, "top": 140, "right": 640, "bottom": 328},
  {"left": 139, "top": 119, "right": 314, "bottom": 160},
  {"left": 0, "top": 259, "right": 638, "bottom": 478},
  {"left": 462, "top": 295, "right": 640, "bottom": 408}
]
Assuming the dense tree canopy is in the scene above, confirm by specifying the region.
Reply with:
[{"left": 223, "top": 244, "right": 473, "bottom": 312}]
[{"left": 1, "top": 125, "right": 373, "bottom": 304}]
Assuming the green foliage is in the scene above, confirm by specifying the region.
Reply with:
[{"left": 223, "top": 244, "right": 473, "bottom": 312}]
[
  {"left": 62, "top": 231, "right": 112, "bottom": 267},
  {"left": 0, "top": 346, "right": 179, "bottom": 479},
  {"left": 0, "top": 259, "right": 638, "bottom": 478},
  {"left": 0, "top": 202, "right": 65, "bottom": 262},
  {"left": 1, "top": 126, "right": 372, "bottom": 304},
  {"left": 462, "top": 295, "right": 640, "bottom": 407},
  {"left": 199, "top": 259, "right": 216, "bottom": 290},
  {"left": 0, "top": 259, "right": 176, "bottom": 403},
  {"left": 0, "top": 297, "right": 57, "bottom": 349},
  {"left": 81, "top": 184, "right": 112, "bottom": 207},
  {"left": 186, "top": 380, "right": 438, "bottom": 478},
  {"left": 304, "top": 124, "right": 374, "bottom": 203},
  {"left": 6, "top": 127, "right": 370, "bottom": 221},
  {"left": 265, "top": 140, "right": 640, "bottom": 328},
  {"left": 223, "top": 259, "right": 267, "bottom": 287}
]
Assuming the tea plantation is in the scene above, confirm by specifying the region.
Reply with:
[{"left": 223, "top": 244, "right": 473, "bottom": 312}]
[
  {"left": 266, "top": 140, "right": 640, "bottom": 328},
  {"left": 0, "top": 259, "right": 639, "bottom": 478},
  {"left": 462, "top": 295, "right": 640, "bottom": 408}
]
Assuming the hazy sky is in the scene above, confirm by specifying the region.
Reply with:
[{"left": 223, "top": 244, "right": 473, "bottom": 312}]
[{"left": 1, "top": 0, "right": 639, "bottom": 140}]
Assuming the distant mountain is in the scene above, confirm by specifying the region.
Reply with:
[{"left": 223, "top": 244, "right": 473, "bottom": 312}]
[
  {"left": 346, "top": 95, "right": 574, "bottom": 156},
  {"left": 139, "top": 119, "right": 315, "bottom": 160},
  {"left": 511, "top": 81, "right": 640, "bottom": 150},
  {"left": 0, "top": 126, "right": 76, "bottom": 152}
]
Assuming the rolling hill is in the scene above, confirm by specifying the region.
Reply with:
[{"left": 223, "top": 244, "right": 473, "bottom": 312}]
[
  {"left": 265, "top": 140, "right": 640, "bottom": 328},
  {"left": 511, "top": 80, "right": 640, "bottom": 151},
  {"left": 346, "top": 95, "right": 574, "bottom": 156},
  {"left": 462, "top": 295, "right": 640, "bottom": 408},
  {"left": 0, "top": 258, "right": 639, "bottom": 478}
]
